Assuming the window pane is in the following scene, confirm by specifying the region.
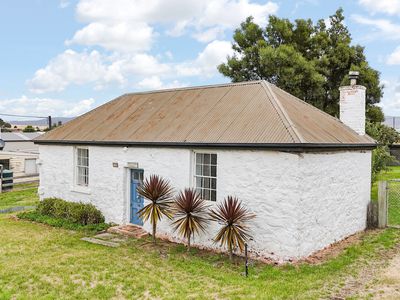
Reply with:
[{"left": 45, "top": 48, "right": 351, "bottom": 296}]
[
  {"left": 196, "top": 164, "right": 202, "bottom": 176},
  {"left": 203, "top": 165, "right": 210, "bottom": 176},
  {"left": 204, "top": 178, "right": 210, "bottom": 188},
  {"left": 204, "top": 154, "right": 210, "bottom": 164},
  {"left": 204, "top": 189, "right": 210, "bottom": 200},
  {"left": 211, "top": 178, "right": 216, "bottom": 189},
  {"left": 211, "top": 166, "right": 216, "bottom": 177},
  {"left": 196, "top": 153, "right": 203, "bottom": 164},
  {"left": 196, "top": 177, "right": 201, "bottom": 187},
  {"left": 211, "top": 154, "right": 217, "bottom": 165},
  {"left": 211, "top": 190, "right": 216, "bottom": 202}
]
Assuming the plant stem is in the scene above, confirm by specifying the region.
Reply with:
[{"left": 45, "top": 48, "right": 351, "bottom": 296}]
[{"left": 152, "top": 221, "right": 156, "bottom": 244}]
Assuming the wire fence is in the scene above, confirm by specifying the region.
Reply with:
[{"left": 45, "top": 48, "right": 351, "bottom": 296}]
[{"left": 387, "top": 180, "right": 400, "bottom": 227}]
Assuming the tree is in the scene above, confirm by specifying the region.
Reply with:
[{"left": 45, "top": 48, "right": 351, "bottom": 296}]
[
  {"left": 218, "top": 8, "right": 383, "bottom": 121},
  {"left": 172, "top": 189, "right": 209, "bottom": 251},
  {"left": 209, "top": 196, "right": 255, "bottom": 261},
  {"left": 137, "top": 174, "right": 174, "bottom": 244},
  {"left": 22, "top": 125, "right": 36, "bottom": 132},
  {"left": 0, "top": 118, "right": 12, "bottom": 132}
]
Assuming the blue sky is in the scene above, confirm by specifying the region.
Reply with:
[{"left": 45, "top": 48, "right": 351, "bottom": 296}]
[{"left": 0, "top": 0, "right": 400, "bottom": 120}]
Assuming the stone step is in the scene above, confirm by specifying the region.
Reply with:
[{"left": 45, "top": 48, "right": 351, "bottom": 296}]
[
  {"left": 81, "top": 237, "right": 120, "bottom": 247},
  {"left": 107, "top": 224, "right": 149, "bottom": 239}
]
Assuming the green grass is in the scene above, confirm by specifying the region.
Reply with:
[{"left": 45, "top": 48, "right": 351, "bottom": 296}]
[
  {"left": 0, "top": 187, "right": 39, "bottom": 210},
  {"left": 1, "top": 191, "right": 400, "bottom": 299},
  {"left": 371, "top": 166, "right": 400, "bottom": 226}
]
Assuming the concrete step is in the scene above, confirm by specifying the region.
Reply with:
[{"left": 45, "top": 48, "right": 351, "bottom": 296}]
[{"left": 107, "top": 224, "right": 149, "bottom": 239}]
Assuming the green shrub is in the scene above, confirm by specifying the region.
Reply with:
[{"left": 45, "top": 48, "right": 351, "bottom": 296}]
[
  {"left": 17, "top": 211, "right": 110, "bottom": 232},
  {"left": 37, "top": 198, "right": 105, "bottom": 225}
]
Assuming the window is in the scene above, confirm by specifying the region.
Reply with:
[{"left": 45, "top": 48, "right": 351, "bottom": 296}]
[
  {"left": 194, "top": 153, "right": 217, "bottom": 201},
  {"left": 76, "top": 148, "right": 89, "bottom": 186}
]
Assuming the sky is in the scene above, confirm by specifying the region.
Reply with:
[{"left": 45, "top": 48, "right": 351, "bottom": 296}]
[{"left": 0, "top": 0, "right": 400, "bottom": 121}]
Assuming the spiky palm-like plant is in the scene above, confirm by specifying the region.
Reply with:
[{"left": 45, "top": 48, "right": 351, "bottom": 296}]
[
  {"left": 172, "top": 189, "right": 210, "bottom": 251},
  {"left": 137, "top": 174, "right": 174, "bottom": 244},
  {"left": 209, "top": 196, "right": 255, "bottom": 260}
]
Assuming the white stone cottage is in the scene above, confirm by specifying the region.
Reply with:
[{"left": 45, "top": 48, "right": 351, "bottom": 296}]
[{"left": 35, "top": 80, "right": 375, "bottom": 260}]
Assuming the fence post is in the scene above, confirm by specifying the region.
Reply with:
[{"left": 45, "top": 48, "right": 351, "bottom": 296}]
[{"left": 378, "top": 181, "right": 388, "bottom": 228}]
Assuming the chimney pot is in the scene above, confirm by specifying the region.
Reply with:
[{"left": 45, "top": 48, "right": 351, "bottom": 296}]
[{"left": 349, "top": 71, "right": 359, "bottom": 86}]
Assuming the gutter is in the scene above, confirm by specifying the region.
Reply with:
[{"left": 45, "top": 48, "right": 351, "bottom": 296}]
[{"left": 34, "top": 140, "right": 377, "bottom": 152}]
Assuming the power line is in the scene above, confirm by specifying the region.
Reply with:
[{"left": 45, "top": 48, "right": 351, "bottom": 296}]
[{"left": 0, "top": 113, "right": 48, "bottom": 119}]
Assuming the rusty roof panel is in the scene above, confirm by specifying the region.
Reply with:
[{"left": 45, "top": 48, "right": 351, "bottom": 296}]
[{"left": 36, "top": 81, "right": 375, "bottom": 146}]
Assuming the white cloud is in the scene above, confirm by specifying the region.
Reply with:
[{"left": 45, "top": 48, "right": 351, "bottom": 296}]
[
  {"left": 0, "top": 96, "right": 95, "bottom": 117},
  {"left": 28, "top": 49, "right": 125, "bottom": 93},
  {"left": 387, "top": 47, "right": 400, "bottom": 65},
  {"left": 69, "top": 0, "right": 278, "bottom": 51},
  {"left": 137, "top": 76, "right": 185, "bottom": 90},
  {"left": 28, "top": 39, "right": 233, "bottom": 93},
  {"left": 359, "top": 0, "right": 400, "bottom": 16},
  {"left": 176, "top": 40, "right": 234, "bottom": 77},
  {"left": 67, "top": 22, "right": 154, "bottom": 52},
  {"left": 137, "top": 76, "right": 163, "bottom": 90},
  {"left": 352, "top": 15, "right": 400, "bottom": 40}
]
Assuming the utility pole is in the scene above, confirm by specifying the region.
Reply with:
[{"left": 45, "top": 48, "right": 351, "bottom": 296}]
[{"left": 48, "top": 116, "right": 52, "bottom": 130}]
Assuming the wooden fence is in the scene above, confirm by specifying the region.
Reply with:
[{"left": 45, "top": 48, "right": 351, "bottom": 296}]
[{"left": 0, "top": 165, "right": 39, "bottom": 193}]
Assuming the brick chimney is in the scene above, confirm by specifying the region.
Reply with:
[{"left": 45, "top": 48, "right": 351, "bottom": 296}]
[{"left": 339, "top": 71, "right": 366, "bottom": 135}]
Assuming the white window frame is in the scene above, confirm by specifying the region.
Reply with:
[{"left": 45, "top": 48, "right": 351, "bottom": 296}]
[
  {"left": 75, "top": 147, "right": 89, "bottom": 187},
  {"left": 193, "top": 152, "right": 217, "bottom": 202}
]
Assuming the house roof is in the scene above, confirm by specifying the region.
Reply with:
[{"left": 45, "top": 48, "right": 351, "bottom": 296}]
[
  {"left": 35, "top": 81, "right": 375, "bottom": 150},
  {"left": 1, "top": 132, "right": 44, "bottom": 141}
]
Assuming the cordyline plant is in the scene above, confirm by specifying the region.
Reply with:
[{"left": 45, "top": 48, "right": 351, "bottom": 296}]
[
  {"left": 172, "top": 188, "right": 210, "bottom": 251},
  {"left": 209, "top": 196, "right": 255, "bottom": 260},
  {"left": 137, "top": 174, "right": 174, "bottom": 244}
]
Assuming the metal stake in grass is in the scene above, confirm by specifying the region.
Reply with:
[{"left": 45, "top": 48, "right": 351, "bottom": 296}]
[{"left": 245, "top": 243, "right": 248, "bottom": 277}]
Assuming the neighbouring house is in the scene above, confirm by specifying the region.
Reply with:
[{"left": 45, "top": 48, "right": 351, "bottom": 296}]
[
  {"left": 0, "top": 132, "right": 42, "bottom": 175},
  {"left": 35, "top": 78, "right": 375, "bottom": 260},
  {"left": 0, "top": 151, "right": 39, "bottom": 175}
]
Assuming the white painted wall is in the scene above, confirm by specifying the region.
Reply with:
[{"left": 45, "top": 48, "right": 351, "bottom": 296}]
[{"left": 38, "top": 145, "right": 371, "bottom": 260}]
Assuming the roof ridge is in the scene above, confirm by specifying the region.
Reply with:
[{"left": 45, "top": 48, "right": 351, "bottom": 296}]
[
  {"left": 261, "top": 81, "right": 304, "bottom": 143},
  {"left": 268, "top": 83, "right": 376, "bottom": 142},
  {"left": 269, "top": 83, "right": 342, "bottom": 123},
  {"left": 123, "top": 80, "right": 263, "bottom": 96}
]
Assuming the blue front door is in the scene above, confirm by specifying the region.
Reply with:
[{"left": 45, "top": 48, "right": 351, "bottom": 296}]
[{"left": 130, "top": 169, "right": 144, "bottom": 225}]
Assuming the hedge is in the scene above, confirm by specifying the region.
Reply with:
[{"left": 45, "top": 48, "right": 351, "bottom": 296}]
[{"left": 37, "top": 198, "right": 105, "bottom": 225}]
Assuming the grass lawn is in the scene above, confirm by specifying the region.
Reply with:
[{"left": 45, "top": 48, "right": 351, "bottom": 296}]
[
  {"left": 1, "top": 190, "right": 400, "bottom": 299},
  {"left": 0, "top": 187, "right": 39, "bottom": 210}
]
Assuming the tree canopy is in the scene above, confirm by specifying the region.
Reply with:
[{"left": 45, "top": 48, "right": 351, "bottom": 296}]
[{"left": 218, "top": 8, "right": 383, "bottom": 121}]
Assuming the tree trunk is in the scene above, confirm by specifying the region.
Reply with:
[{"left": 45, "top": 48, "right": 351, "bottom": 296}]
[
  {"left": 152, "top": 222, "right": 157, "bottom": 244},
  {"left": 228, "top": 244, "right": 233, "bottom": 261},
  {"left": 187, "top": 235, "right": 191, "bottom": 252}
]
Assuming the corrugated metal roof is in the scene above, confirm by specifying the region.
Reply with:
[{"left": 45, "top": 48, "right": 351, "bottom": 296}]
[
  {"left": 1, "top": 132, "right": 44, "bottom": 141},
  {"left": 35, "top": 81, "right": 375, "bottom": 148}
]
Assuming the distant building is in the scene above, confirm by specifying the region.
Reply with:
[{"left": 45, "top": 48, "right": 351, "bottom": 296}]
[
  {"left": 0, "top": 132, "right": 43, "bottom": 153},
  {"left": 0, "top": 132, "right": 43, "bottom": 174}
]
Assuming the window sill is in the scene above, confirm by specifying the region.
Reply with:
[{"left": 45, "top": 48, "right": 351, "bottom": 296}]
[{"left": 70, "top": 185, "right": 91, "bottom": 195}]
